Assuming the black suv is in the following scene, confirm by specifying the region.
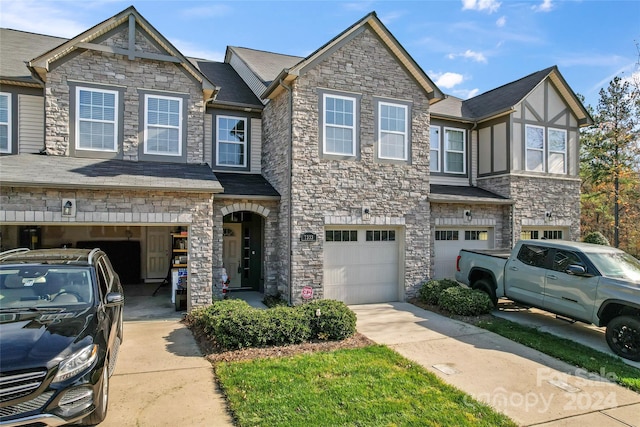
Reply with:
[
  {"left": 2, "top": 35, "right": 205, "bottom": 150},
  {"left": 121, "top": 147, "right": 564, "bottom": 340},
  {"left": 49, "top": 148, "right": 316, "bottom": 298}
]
[{"left": 0, "top": 248, "right": 124, "bottom": 426}]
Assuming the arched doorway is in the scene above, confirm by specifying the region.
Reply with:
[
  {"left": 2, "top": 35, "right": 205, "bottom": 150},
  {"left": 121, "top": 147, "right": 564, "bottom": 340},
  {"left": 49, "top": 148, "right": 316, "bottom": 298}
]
[{"left": 222, "top": 210, "right": 264, "bottom": 292}]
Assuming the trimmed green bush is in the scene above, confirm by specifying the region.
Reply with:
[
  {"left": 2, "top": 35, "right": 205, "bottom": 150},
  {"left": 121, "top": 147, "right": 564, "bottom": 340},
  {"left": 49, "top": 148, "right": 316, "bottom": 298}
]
[
  {"left": 301, "top": 299, "right": 357, "bottom": 341},
  {"left": 263, "top": 292, "right": 288, "bottom": 307},
  {"left": 437, "top": 286, "right": 494, "bottom": 316},
  {"left": 266, "top": 306, "right": 312, "bottom": 345},
  {"left": 417, "top": 279, "right": 459, "bottom": 305},
  {"left": 583, "top": 231, "right": 610, "bottom": 246}
]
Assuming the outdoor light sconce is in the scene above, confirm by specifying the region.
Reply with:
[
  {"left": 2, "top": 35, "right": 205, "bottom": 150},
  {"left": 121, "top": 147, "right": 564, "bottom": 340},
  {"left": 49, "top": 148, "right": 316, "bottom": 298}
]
[
  {"left": 464, "top": 210, "right": 472, "bottom": 222},
  {"left": 545, "top": 211, "right": 552, "bottom": 221},
  {"left": 362, "top": 206, "right": 371, "bottom": 222},
  {"left": 62, "top": 199, "right": 76, "bottom": 217}
]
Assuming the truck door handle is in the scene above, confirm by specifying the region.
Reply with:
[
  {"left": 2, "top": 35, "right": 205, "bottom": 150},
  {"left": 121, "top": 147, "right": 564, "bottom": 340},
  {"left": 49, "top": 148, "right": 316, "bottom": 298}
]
[
  {"left": 547, "top": 274, "right": 558, "bottom": 280},
  {"left": 509, "top": 266, "right": 518, "bottom": 271}
]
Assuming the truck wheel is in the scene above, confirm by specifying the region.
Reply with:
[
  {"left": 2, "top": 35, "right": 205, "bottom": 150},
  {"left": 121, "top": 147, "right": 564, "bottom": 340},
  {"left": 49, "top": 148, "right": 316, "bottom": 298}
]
[
  {"left": 472, "top": 279, "right": 498, "bottom": 307},
  {"left": 605, "top": 315, "right": 640, "bottom": 362}
]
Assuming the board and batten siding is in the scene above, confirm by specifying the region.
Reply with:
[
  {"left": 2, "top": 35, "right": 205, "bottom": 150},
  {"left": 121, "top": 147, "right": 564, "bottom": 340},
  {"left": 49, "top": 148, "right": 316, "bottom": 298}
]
[
  {"left": 250, "top": 117, "right": 262, "bottom": 174},
  {"left": 18, "top": 94, "right": 44, "bottom": 154},
  {"left": 204, "top": 113, "right": 212, "bottom": 167}
]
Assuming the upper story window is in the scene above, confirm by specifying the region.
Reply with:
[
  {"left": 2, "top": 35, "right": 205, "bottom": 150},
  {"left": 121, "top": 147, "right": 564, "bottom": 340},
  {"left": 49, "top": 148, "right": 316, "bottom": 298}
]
[
  {"left": 323, "top": 93, "right": 356, "bottom": 156},
  {"left": 525, "top": 125, "right": 545, "bottom": 172},
  {"left": 76, "top": 87, "right": 118, "bottom": 152},
  {"left": 144, "top": 94, "right": 182, "bottom": 156},
  {"left": 548, "top": 128, "right": 567, "bottom": 174},
  {"left": 444, "top": 128, "right": 466, "bottom": 174},
  {"left": 378, "top": 102, "right": 408, "bottom": 161},
  {"left": 216, "top": 116, "right": 247, "bottom": 167},
  {"left": 0, "top": 93, "right": 10, "bottom": 153},
  {"left": 430, "top": 126, "right": 440, "bottom": 172}
]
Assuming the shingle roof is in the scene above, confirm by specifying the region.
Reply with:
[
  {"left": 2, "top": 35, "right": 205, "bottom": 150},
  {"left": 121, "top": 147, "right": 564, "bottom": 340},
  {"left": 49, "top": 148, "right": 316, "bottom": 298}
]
[
  {"left": 0, "top": 28, "right": 66, "bottom": 85},
  {"left": 429, "top": 185, "right": 512, "bottom": 204},
  {"left": 214, "top": 173, "right": 280, "bottom": 198},
  {"left": 227, "top": 46, "right": 303, "bottom": 86},
  {"left": 192, "top": 60, "right": 263, "bottom": 108},
  {"left": 0, "top": 155, "right": 223, "bottom": 193}
]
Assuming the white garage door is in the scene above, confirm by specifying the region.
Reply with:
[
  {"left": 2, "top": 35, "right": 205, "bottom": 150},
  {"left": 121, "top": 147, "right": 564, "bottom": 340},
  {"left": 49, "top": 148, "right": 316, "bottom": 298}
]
[
  {"left": 323, "top": 228, "right": 399, "bottom": 305},
  {"left": 433, "top": 229, "right": 492, "bottom": 279}
]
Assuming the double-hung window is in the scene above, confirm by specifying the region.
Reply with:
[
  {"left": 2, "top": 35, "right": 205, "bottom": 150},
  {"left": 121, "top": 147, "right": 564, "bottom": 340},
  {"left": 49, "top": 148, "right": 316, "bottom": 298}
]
[
  {"left": 323, "top": 93, "right": 356, "bottom": 156},
  {"left": 444, "top": 128, "right": 465, "bottom": 174},
  {"left": 430, "top": 126, "right": 440, "bottom": 172},
  {"left": 216, "top": 116, "right": 247, "bottom": 167},
  {"left": 548, "top": 128, "right": 567, "bottom": 174},
  {"left": 378, "top": 102, "right": 408, "bottom": 160},
  {"left": 76, "top": 87, "right": 117, "bottom": 152},
  {"left": 525, "top": 125, "right": 545, "bottom": 172},
  {"left": 0, "top": 93, "right": 10, "bottom": 153},
  {"left": 144, "top": 94, "right": 182, "bottom": 156}
]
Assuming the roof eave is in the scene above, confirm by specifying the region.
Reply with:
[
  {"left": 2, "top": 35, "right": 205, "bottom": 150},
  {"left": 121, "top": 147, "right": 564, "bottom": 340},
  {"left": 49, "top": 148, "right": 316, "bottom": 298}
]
[
  {"left": 428, "top": 195, "right": 514, "bottom": 205},
  {"left": 0, "top": 179, "right": 224, "bottom": 194}
]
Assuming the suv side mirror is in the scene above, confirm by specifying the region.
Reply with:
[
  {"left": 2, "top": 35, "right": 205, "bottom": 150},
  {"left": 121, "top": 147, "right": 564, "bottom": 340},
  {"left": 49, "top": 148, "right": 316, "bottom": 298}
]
[
  {"left": 105, "top": 292, "right": 124, "bottom": 306},
  {"left": 566, "top": 264, "right": 589, "bottom": 276}
]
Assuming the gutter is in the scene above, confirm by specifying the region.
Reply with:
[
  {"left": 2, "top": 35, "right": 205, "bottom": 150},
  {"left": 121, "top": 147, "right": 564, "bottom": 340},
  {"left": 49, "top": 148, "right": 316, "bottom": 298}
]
[{"left": 279, "top": 78, "right": 294, "bottom": 306}]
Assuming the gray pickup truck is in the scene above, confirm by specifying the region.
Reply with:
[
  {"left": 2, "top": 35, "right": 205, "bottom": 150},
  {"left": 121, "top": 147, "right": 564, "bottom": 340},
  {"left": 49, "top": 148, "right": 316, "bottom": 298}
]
[{"left": 455, "top": 240, "right": 640, "bottom": 361}]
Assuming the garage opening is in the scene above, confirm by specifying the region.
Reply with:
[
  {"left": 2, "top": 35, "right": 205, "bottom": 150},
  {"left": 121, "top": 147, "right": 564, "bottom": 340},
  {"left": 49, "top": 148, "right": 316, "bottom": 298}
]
[{"left": 433, "top": 228, "right": 494, "bottom": 279}]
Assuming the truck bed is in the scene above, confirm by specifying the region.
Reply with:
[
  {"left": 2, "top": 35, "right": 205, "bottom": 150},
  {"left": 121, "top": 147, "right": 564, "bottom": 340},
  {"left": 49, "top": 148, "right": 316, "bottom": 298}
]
[{"left": 459, "top": 248, "right": 511, "bottom": 259}]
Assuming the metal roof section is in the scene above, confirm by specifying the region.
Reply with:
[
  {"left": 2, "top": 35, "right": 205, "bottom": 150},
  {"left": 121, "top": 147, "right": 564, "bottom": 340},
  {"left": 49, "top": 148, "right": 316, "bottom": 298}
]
[
  {"left": 260, "top": 12, "right": 444, "bottom": 103},
  {"left": 26, "top": 6, "right": 217, "bottom": 101},
  {"left": 0, "top": 155, "right": 223, "bottom": 193},
  {"left": 225, "top": 46, "right": 303, "bottom": 87},
  {"left": 428, "top": 184, "right": 513, "bottom": 205},
  {"left": 214, "top": 173, "right": 280, "bottom": 199}
]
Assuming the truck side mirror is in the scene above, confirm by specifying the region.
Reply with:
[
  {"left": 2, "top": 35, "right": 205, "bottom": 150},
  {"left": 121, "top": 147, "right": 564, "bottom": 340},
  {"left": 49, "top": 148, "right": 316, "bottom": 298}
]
[{"left": 566, "top": 264, "right": 587, "bottom": 276}]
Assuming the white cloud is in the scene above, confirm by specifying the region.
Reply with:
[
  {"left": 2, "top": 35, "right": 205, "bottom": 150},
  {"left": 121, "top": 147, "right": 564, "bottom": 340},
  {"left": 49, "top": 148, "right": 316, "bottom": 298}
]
[
  {"left": 447, "top": 50, "right": 488, "bottom": 63},
  {"left": 453, "top": 88, "right": 481, "bottom": 99},
  {"left": 496, "top": 16, "right": 506, "bottom": 27},
  {"left": 0, "top": 1, "right": 89, "bottom": 37},
  {"left": 432, "top": 72, "right": 465, "bottom": 89},
  {"left": 532, "top": 0, "right": 554, "bottom": 12},
  {"left": 461, "top": 0, "right": 501, "bottom": 13},
  {"left": 379, "top": 10, "right": 405, "bottom": 24},
  {"left": 172, "top": 39, "right": 224, "bottom": 62}
]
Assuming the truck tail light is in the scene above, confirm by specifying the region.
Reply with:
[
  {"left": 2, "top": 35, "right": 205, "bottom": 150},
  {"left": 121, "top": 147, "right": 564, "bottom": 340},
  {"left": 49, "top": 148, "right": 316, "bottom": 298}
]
[{"left": 456, "top": 255, "right": 461, "bottom": 272}]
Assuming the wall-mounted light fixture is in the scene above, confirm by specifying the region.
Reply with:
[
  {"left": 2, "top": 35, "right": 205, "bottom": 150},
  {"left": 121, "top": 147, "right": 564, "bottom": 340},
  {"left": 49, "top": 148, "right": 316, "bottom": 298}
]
[
  {"left": 362, "top": 206, "right": 371, "bottom": 222},
  {"left": 545, "top": 211, "right": 552, "bottom": 221},
  {"left": 62, "top": 199, "right": 76, "bottom": 217},
  {"left": 464, "top": 210, "right": 472, "bottom": 222}
]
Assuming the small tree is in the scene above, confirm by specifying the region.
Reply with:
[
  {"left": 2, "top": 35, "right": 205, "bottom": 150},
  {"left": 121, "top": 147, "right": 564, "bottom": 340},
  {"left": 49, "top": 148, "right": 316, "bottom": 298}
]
[{"left": 583, "top": 231, "right": 610, "bottom": 246}]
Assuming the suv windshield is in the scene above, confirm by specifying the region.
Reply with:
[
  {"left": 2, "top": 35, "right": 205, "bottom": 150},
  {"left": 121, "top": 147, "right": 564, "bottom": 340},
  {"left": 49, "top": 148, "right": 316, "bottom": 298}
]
[
  {"left": 589, "top": 251, "right": 640, "bottom": 282},
  {"left": 0, "top": 266, "right": 94, "bottom": 309}
]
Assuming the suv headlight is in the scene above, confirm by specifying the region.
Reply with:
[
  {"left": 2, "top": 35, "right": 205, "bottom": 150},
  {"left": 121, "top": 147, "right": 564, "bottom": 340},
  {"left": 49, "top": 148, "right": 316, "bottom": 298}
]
[{"left": 53, "top": 344, "right": 98, "bottom": 383}]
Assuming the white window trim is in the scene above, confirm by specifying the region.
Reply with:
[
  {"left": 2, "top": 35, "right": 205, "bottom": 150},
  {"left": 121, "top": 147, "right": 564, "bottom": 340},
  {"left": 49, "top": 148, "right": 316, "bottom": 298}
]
[
  {"left": 0, "top": 92, "right": 11, "bottom": 154},
  {"left": 548, "top": 127, "right": 567, "bottom": 174},
  {"left": 430, "top": 125, "right": 441, "bottom": 172},
  {"left": 75, "top": 87, "right": 119, "bottom": 153},
  {"left": 323, "top": 93, "right": 356, "bottom": 156},
  {"left": 143, "top": 94, "right": 182, "bottom": 157},
  {"left": 525, "top": 124, "right": 545, "bottom": 172},
  {"left": 378, "top": 101, "right": 408, "bottom": 161},
  {"left": 444, "top": 127, "right": 466, "bottom": 174},
  {"left": 216, "top": 115, "right": 247, "bottom": 168}
]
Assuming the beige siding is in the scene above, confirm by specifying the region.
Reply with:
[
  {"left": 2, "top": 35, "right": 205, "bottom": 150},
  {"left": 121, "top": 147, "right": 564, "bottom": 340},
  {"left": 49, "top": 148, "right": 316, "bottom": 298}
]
[
  {"left": 204, "top": 113, "right": 212, "bottom": 167},
  {"left": 478, "top": 127, "right": 491, "bottom": 175},
  {"left": 471, "top": 130, "right": 478, "bottom": 185},
  {"left": 250, "top": 117, "right": 262, "bottom": 173},
  {"left": 493, "top": 122, "right": 507, "bottom": 172},
  {"left": 18, "top": 95, "right": 44, "bottom": 154},
  {"left": 548, "top": 84, "right": 565, "bottom": 120},
  {"left": 512, "top": 122, "right": 522, "bottom": 170}
]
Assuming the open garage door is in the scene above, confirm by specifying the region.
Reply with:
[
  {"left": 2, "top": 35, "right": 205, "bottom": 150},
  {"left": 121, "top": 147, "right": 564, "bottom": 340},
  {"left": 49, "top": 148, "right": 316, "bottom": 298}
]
[{"left": 323, "top": 228, "right": 400, "bottom": 305}]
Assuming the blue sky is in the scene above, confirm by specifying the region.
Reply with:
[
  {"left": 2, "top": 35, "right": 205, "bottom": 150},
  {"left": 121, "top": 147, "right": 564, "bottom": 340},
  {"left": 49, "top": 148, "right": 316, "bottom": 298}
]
[{"left": 1, "top": 0, "right": 638, "bottom": 107}]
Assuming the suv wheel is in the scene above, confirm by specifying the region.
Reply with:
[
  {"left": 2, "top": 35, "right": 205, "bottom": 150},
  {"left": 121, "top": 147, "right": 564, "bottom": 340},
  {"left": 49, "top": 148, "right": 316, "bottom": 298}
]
[
  {"left": 80, "top": 363, "right": 109, "bottom": 425},
  {"left": 605, "top": 315, "right": 640, "bottom": 362}
]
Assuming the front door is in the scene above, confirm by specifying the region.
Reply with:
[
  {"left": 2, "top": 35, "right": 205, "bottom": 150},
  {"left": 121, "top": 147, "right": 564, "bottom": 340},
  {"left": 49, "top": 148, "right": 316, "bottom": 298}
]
[
  {"left": 223, "top": 223, "right": 242, "bottom": 288},
  {"left": 146, "top": 227, "right": 170, "bottom": 280}
]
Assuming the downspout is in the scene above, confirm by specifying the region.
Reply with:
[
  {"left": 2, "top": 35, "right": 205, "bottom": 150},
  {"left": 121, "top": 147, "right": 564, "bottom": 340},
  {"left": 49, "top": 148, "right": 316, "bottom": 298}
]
[{"left": 279, "top": 79, "right": 293, "bottom": 305}]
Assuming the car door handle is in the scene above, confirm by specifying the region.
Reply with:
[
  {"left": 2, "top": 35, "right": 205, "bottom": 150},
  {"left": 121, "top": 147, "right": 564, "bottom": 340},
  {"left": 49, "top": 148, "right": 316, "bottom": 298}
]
[{"left": 547, "top": 274, "right": 558, "bottom": 280}]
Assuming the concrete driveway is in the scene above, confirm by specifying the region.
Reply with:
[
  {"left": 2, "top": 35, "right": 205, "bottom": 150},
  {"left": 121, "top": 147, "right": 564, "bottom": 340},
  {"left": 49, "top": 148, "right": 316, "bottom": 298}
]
[{"left": 350, "top": 302, "right": 640, "bottom": 427}]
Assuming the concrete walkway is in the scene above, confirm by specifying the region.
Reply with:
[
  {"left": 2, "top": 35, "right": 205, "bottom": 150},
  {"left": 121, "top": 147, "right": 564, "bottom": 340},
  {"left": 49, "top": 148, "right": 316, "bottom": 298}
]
[
  {"left": 100, "top": 319, "right": 234, "bottom": 427},
  {"left": 350, "top": 302, "right": 640, "bottom": 427}
]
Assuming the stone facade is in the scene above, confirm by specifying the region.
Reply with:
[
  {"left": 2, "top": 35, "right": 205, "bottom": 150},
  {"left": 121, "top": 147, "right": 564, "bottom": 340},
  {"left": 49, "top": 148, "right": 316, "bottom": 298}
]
[{"left": 263, "top": 27, "right": 432, "bottom": 303}]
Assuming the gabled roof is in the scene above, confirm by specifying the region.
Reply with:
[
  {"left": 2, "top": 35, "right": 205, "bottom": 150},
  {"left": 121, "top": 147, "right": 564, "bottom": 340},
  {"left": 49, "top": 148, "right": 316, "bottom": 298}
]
[
  {"left": 192, "top": 60, "right": 263, "bottom": 110},
  {"left": 225, "top": 46, "right": 303, "bottom": 87},
  {"left": 461, "top": 66, "right": 592, "bottom": 126},
  {"left": 261, "top": 12, "right": 444, "bottom": 103},
  {"left": 0, "top": 29, "right": 66, "bottom": 87},
  {"left": 214, "top": 173, "right": 280, "bottom": 199},
  {"left": 27, "top": 6, "right": 217, "bottom": 100}
]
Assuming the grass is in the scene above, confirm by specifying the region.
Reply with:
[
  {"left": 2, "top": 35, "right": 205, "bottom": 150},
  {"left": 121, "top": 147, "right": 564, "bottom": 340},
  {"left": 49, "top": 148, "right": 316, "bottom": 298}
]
[
  {"left": 215, "top": 345, "right": 517, "bottom": 427},
  {"left": 477, "top": 317, "right": 640, "bottom": 392}
]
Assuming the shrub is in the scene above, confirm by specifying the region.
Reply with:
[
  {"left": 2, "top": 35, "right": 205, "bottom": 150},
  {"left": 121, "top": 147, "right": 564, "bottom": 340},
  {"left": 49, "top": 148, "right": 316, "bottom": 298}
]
[
  {"left": 263, "top": 292, "right": 288, "bottom": 307},
  {"left": 583, "top": 231, "right": 610, "bottom": 246},
  {"left": 437, "top": 286, "right": 494, "bottom": 316},
  {"left": 266, "top": 306, "right": 311, "bottom": 345},
  {"left": 417, "top": 279, "right": 459, "bottom": 305},
  {"left": 301, "top": 300, "right": 357, "bottom": 341}
]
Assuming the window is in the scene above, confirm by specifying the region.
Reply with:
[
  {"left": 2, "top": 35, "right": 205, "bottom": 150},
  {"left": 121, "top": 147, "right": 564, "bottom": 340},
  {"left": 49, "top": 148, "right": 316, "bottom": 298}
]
[
  {"left": 543, "top": 230, "right": 563, "bottom": 240},
  {"left": 366, "top": 230, "right": 396, "bottom": 242},
  {"left": 216, "top": 116, "right": 247, "bottom": 167},
  {"left": 378, "top": 102, "right": 408, "bottom": 160},
  {"left": 76, "top": 88, "right": 117, "bottom": 152},
  {"left": 520, "top": 230, "right": 540, "bottom": 240},
  {"left": 435, "top": 230, "right": 459, "bottom": 241},
  {"left": 430, "top": 126, "right": 440, "bottom": 172},
  {"left": 144, "top": 95, "right": 182, "bottom": 156},
  {"left": 465, "top": 230, "right": 488, "bottom": 241},
  {"left": 521, "top": 229, "right": 563, "bottom": 240},
  {"left": 553, "top": 250, "right": 583, "bottom": 273},
  {"left": 548, "top": 128, "right": 567, "bottom": 174},
  {"left": 444, "top": 128, "right": 465, "bottom": 173},
  {"left": 525, "top": 125, "right": 545, "bottom": 172},
  {"left": 323, "top": 93, "right": 356, "bottom": 156},
  {"left": 0, "top": 93, "right": 10, "bottom": 153},
  {"left": 325, "top": 230, "right": 358, "bottom": 242},
  {"left": 517, "top": 244, "right": 549, "bottom": 268}
]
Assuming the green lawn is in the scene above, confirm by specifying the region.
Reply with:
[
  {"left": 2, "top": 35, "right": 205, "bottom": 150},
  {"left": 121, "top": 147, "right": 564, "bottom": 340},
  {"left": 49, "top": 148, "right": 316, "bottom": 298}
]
[
  {"left": 477, "top": 317, "right": 640, "bottom": 392},
  {"left": 215, "top": 345, "right": 516, "bottom": 427}
]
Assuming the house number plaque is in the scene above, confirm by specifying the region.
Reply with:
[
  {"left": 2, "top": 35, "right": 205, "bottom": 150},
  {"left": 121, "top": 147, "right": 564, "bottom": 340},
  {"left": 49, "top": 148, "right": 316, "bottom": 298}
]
[{"left": 300, "top": 232, "right": 317, "bottom": 242}]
